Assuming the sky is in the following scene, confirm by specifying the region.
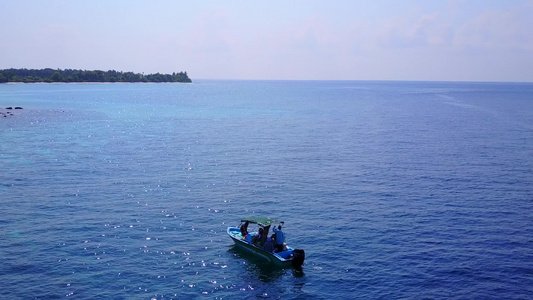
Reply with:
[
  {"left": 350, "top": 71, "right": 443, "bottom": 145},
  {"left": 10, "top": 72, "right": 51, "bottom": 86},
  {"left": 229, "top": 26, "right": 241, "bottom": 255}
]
[{"left": 0, "top": 0, "right": 532, "bottom": 82}]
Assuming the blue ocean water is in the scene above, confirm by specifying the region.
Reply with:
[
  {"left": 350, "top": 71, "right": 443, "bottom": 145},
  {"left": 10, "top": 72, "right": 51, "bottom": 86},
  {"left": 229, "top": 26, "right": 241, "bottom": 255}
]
[{"left": 0, "top": 80, "right": 532, "bottom": 299}]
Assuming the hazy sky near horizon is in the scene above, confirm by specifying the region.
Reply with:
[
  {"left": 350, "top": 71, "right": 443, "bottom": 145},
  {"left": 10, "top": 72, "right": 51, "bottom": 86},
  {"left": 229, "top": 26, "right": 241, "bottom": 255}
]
[{"left": 1, "top": 0, "right": 532, "bottom": 81}]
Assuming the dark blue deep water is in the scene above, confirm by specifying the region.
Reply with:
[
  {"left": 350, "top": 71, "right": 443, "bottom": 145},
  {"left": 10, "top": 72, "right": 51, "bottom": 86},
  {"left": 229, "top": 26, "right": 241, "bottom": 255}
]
[{"left": 1, "top": 81, "right": 532, "bottom": 299}]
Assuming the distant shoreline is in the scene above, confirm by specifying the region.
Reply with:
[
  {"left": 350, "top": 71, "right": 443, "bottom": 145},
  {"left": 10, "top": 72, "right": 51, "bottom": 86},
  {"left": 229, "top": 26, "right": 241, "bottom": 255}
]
[
  {"left": 0, "top": 68, "right": 192, "bottom": 83},
  {"left": 2, "top": 81, "right": 192, "bottom": 84}
]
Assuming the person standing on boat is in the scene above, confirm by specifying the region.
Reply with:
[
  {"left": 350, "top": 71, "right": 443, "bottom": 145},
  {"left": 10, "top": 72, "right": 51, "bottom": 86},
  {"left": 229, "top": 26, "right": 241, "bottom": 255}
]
[
  {"left": 240, "top": 221, "right": 249, "bottom": 236},
  {"left": 273, "top": 224, "right": 285, "bottom": 252}
]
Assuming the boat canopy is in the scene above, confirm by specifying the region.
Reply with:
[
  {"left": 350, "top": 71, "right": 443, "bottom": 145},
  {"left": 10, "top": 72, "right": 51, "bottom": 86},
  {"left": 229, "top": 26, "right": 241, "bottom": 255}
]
[{"left": 241, "top": 217, "right": 280, "bottom": 227}]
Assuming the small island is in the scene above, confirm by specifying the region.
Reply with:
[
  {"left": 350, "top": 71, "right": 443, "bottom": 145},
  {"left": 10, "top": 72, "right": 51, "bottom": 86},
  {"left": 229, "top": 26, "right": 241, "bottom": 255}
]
[{"left": 0, "top": 68, "right": 192, "bottom": 83}]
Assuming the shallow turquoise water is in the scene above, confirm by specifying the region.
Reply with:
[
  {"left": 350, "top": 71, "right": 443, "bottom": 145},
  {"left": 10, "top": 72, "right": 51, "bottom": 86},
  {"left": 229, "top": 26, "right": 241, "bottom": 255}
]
[{"left": 1, "top": 81, "right": 532, "bottom": 299}]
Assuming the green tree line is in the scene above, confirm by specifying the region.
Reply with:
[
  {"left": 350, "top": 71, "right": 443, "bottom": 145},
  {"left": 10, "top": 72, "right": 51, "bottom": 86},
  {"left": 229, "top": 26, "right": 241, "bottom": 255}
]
[{"left": 0, "top": 68, "right": 192, "bottom": 83}]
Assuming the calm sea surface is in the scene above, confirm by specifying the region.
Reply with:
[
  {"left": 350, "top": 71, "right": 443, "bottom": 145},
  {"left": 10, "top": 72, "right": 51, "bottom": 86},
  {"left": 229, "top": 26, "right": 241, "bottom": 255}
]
[{"left": 1, "top": 81, "right": 532, "bottom": 299}]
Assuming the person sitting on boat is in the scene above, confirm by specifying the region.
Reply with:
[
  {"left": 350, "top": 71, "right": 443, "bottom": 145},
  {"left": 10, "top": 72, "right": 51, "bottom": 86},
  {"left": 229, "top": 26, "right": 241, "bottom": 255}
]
[
  {"left": 263, "top": 234, "right": 275, "bottom": 253},
  {"left": 273, "top": 224, "right": 285, "bottom": 252},
  {"left": 244, "top": 232, "right": 253, "bottom": 244},
  {"left": 252, "top": 228, "right": 263, "bottom": 246},
  {"left": 240, "top": 221, "right": 249, "bottom": 237}
]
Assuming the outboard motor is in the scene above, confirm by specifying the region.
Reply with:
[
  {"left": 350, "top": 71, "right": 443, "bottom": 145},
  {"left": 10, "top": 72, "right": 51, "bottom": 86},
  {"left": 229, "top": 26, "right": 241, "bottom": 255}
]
[{"left": 291, "top": 249, "right": 305, "bottom": 268}]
